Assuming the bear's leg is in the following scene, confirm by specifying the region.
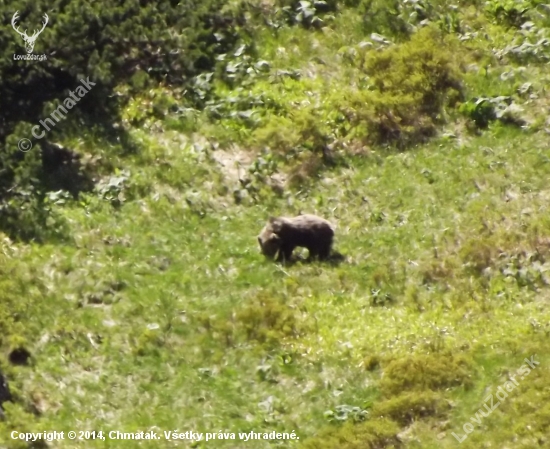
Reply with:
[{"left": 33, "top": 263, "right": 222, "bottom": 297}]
[
  {"left": 318, "top": 244, "right": 331, "bottom": 260},
  {"left": 277, "top": 244, "right": 295, "bottom": 262},
  {"left": 307, "top": 246, "right": 319, "bottom": 260}
]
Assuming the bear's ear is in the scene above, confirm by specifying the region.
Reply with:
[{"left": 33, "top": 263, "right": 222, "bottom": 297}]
[{"left": 270, "top": 217, "right": 284, "bottom": 233}]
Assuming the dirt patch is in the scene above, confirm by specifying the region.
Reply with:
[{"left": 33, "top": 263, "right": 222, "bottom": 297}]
[{"left": 211, "top": 145, "right": 255, "bottom": 185}]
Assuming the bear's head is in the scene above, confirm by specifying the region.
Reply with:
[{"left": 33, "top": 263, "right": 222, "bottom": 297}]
[{"left": 258, "top": 217, "right": 284, "bottom": 259}]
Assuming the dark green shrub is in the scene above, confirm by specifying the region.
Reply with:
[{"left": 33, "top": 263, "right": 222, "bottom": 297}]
[
  {"left": 380, "top": 353, "right": 473, "bottom": 394},
  {"left": 459, "top": 96, "right": 526, "bottom": 128},
  {"left": 0, "top": 0, "right": 250, "bottom": 240},
  {"left": 459, "top": 98, "right": 498, "bottom": 128},
  {"left": 372, "top": 391, "right": 450, "bottom": 425},
  {"left": 0, "top": 129, "right": 64, "bottom": 241},
  {"left": 300, "top": 418, "right": 400, "bottom": 449}
]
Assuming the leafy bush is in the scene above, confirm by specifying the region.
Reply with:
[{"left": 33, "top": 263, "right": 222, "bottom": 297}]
[
  {"left": 270, "top": 0, "right": 338, "bottom": 29},
  {"left": 459, "top": 95, "right": 527, "bottom": 128},
  {"left": 485, "top": 0, "right": 532, "bottom": 27},
  {"left": 495, "top": 22, "right": 550, "bottom": 64},
  {"left": 354, "top": 0, "right": 462, "bottom": 38},
  {"left": 355, "top": 0, "right": 413, "bottom": 38},
  {"left": 245, "top": 104, "right": 346, "bottom": 189},
  {"left": 196, "top": 292, "right": 313, "bottom": 349},
  {"left": 234, "top": 293, "right": 311, "bottom": 346},
  {"left": 460, "top": 235, "right": 550, "bottom": 290},
  {"left": 324, "top": 404, "right": 370, "bottom": 423},
  {"left": 344, "top": 26, "right": 464, "bottom": 147}
]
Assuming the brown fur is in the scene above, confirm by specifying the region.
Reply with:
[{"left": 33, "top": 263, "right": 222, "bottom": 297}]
[{"left": 258, "top": 214, "right": 335, "bottom": 261}]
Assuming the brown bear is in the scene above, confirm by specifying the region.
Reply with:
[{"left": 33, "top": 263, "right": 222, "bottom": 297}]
[{"left": 258, "top": 214, "right": 335, "bottom": 262}]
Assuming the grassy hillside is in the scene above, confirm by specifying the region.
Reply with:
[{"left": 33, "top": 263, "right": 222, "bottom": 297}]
[{"left": 1, "top": 0, "right": 550, "bottom": 448}]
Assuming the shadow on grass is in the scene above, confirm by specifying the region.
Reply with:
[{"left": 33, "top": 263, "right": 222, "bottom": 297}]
[{"left": 272, "top": 251, "right": 347, "bottom": 267}]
